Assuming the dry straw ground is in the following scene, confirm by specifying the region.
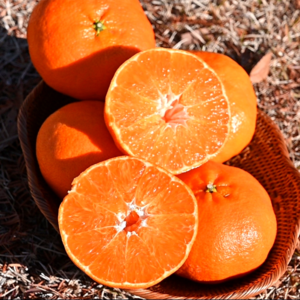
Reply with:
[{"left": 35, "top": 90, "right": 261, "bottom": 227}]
[{"left": 0, "top": 0, "right": 300, "bottom": 298}]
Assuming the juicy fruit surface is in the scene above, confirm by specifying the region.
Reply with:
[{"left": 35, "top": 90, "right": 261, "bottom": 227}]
[
  {"left": 105, "top": 48, "right": 230, "bottom": 174},
  {"left": 176, "top": 161, "right": 277, "bottom": 283},
  {"left": 36, "top": 101, "right": 123, "bottom": 199},
  {"left": 190, "top": 51, "right": 257, "bottom": 163},
  {"left": 27, "top": 0, "right": 156, "bottom": 100},
  {"left": 58, "top": 156, "right": 198, "bottom": 289}
]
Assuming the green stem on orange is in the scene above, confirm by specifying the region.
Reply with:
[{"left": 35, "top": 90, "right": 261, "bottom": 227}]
[
  {"left": 206, "top": 183, "right": 217, "bottom": 193},
  {"left": 93, "top": 19, "right": 106, "bottom": 36}
]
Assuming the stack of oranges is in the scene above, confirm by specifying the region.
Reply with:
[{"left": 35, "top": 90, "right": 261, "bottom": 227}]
[{"left": 28, "top": 0, "right": 277, "bottom": 290}]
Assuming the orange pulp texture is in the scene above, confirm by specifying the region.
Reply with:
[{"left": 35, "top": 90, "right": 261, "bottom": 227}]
[
  {"left": 105, "top": 48, "right": 231, "bottom": 175},
  {"left": 58, "top": 156, "right": 198, "bottom": 289}
]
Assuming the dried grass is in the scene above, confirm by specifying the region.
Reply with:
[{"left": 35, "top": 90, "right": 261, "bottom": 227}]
[{"left": 0, "top": 0, "right": 300, "bottom": 298}]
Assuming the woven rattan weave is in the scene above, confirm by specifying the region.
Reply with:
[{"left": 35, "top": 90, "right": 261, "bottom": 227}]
[{"left": 18, "top": 81, "right": 300, "bottom": 299}]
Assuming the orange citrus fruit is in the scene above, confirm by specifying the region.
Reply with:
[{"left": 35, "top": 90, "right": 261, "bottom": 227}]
[
  {"left": 27, "top": 0, "right": 156, "bottom": 100},
  {"left": 176, "top": 161, "right": 277, "bottom": 283},
  {"left": 189, "top": 51, "right": 257, "bottom": 163},
  {"left": 105, "top": 48, "right": 230, "bottom": 174},
  {"left": 36, "top": 101, "right": 123, "bottom": 199},
  {"left": 58, "top": 156, "right": 198, "bottom": 289}
]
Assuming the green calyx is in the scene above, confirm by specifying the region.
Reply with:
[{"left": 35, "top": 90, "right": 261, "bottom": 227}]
[
  {"left": 93, "top": 19, "right": 106, "bottom": 36},
  {"left": 206, "top": 183, "right": 217, "bottom": 193}
]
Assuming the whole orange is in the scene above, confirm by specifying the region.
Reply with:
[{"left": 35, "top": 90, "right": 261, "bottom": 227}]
[
  {"left": 189, "top": 51, "right": 257, "bottom": 163},
  {"left": 27, "top": 0, "right": 156, "bottom": 100},
  {"left": 36, "top": 101, "right": 123, "bottom": 199},
  {"left": 176, "top": 161, "right": 277, "bottom": 283}
]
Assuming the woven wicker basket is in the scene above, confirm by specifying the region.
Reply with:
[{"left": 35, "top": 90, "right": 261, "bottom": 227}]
[{"left": 18, "top": 81, "right": 300, "bottom": 299}]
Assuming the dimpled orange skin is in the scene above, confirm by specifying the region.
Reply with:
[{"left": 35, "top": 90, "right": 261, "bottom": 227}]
[
  {"left": 176, "top": 161, "right": 277, "bottom": 283},
  {"left": 189, "top": 51, "right": 257, "bottom": 163},
  {"left": 36, "top": 101, "right": 123, "bottom": 199},
  {"left": 27, "top": 0, "right": 156, "bottom": 100}
]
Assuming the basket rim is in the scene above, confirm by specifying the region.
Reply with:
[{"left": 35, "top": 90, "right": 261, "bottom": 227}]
[{"left": 17, "top": 81, "right": 60, "bottom": 231}]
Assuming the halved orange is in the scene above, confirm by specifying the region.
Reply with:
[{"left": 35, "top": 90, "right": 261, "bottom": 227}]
[
  {"left": 105, "top": 48, "right": 230, "bottom": 174},
  {"left": 58, "top": 156, "right": 198, "bottom": 289}
]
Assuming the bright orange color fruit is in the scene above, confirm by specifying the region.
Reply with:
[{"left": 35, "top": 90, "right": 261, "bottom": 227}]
[
  {"left": 36, "top": 101, "right": 123, "bottom": 199},
  {"left": 27, "top": 0, "right": 156, "bottom": 100},
  {"left": 176, "top": 161, "right": 277, "bottom": 283},
  {"left": 105, "top": 48, "right": 230, "bottom": 175},
  {"left": 189, "top": 51, "right": 257, "bottom": 163},
  {"left": 58, "top": 156, "right": 198, "bottom": 289}
]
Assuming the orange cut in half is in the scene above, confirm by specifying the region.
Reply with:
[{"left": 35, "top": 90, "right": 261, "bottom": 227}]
[
  {"left": 58, "top": 156, "right": 198, "bottom": 289},
  {"left": 105, "top": 48, "right": 230, "bottom": 174}
]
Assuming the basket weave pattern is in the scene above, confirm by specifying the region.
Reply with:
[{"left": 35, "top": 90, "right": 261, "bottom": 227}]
[{"left": 18, "top": 81, "right": 300, "bottom": 299}]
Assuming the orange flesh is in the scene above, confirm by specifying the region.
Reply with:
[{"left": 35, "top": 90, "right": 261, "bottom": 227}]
[
  {"left": 105, "top": 49, "right": 230, "bottom": 174},
  {"left": 59, "top": 156, "right": 198, "bottom": 288}
]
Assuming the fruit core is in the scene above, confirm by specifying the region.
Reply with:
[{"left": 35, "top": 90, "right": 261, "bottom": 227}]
[
  {"left": 124, "top": 210, "right": 141, "bottom": 233},
  {"left": 116, "top": 203, "right": 148, "bottom": 236},
  {"left": 160, "top": 93, "right": 189, "bottom": 127}
]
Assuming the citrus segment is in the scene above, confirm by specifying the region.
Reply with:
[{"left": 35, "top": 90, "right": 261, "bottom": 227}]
[
  {"left": 61, "top": 193, "right": 118, "bottom": 236},
  {"left": 138, "top": 214, "right": 197, "bottom": 270},
  {"left": 88, "top": 232, "right": 127, "bottom": 283},
  {"left": 65, "top": 227, "right": 119, "bottom": 267},
  {"left": 124, "top": 234, "right": 163, "bottom": 284},
  {"left": 73, "top": 157, "right": 146, "bottom": 207},
  {"left": 72, "top": 174, "right": 128, "bottom": 215},
  {"left": 59, "top": 156, "right": 198, "bottom": 289},
  {"left": 119, "top": 49, "right": 172, "bottom": 95},
  {"left": 105, "top": 48, "right": 230, "bottom": 174},
  {"left": 108, "top": 87, "right": 158, "bottom": 128}
]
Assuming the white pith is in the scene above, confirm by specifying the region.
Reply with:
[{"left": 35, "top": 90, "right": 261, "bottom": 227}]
[
  {"left": 156, "top": 88, "right": 190, "bottom": 128},
  {"left": 114, "top": 199, "right": 148, "bottom": 237}
]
